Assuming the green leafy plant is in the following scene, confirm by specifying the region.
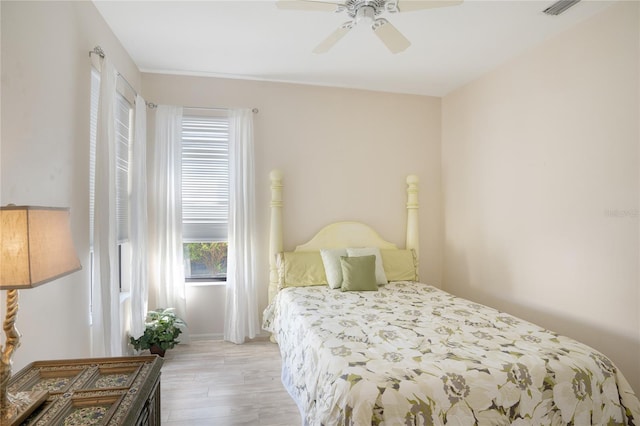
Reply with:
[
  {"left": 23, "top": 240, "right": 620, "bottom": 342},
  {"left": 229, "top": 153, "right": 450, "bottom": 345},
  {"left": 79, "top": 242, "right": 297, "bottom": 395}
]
[
  {"left": 129, "top": 308, "right": 186, "bottom": 353},
  {"left": 184, "top": 242, "right": 228, "bottom": 277}
]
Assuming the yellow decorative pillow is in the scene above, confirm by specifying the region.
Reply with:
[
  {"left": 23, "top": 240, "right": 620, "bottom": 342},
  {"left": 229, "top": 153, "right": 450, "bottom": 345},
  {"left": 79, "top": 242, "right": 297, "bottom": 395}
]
[
  {"left": 381, "top": 249, "right": 418, "bottom": 282},
  {"left": 277, "top": 251, "right": 328, "bottom": 288}
]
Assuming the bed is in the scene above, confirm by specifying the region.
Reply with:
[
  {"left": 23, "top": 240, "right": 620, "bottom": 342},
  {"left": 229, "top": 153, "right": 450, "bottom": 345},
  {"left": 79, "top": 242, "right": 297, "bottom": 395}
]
[{"left": 262, "top": 170, "right": 640, "bottom": 425}]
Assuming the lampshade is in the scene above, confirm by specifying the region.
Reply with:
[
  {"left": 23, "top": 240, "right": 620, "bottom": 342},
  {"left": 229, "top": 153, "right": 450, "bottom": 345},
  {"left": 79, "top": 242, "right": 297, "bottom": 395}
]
[{"left": 1, "top": 206, "right": 81, "bottom": 289}]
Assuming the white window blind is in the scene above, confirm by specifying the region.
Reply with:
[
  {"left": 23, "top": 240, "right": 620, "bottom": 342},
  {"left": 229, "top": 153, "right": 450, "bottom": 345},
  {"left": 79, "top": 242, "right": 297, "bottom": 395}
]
[
  {"left": 89, "top": 68, "right": 99, "bottom": 249},
  {"left": 181, "top": 114, "right": 229, "bottom": 242},
  {"left": 115, "top": 93, "right": 132, "bottom": 243},
  {"left": 89, "top": 68, "right": 132, "bottom": 245}
]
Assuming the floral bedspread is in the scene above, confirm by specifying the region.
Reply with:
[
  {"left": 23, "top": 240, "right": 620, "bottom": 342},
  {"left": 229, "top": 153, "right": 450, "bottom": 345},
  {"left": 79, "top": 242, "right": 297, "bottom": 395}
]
[{"left": 263, "top": 282, "right": 640, "bottom": 426}]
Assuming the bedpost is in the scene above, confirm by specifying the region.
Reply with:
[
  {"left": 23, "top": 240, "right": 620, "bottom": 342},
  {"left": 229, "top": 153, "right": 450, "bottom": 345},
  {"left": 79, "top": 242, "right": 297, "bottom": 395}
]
[
  {"left": 406, "top": 174, "right": 419, "bottom": 262},
  {"left": 269, "top": 169, "right": 284, "bottom": 305}
]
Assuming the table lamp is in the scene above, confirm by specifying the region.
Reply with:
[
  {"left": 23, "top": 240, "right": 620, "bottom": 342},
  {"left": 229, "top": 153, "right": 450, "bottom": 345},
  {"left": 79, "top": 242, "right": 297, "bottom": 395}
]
[{"left": 0, "top": 206, "right": 82, "bottom": 425}]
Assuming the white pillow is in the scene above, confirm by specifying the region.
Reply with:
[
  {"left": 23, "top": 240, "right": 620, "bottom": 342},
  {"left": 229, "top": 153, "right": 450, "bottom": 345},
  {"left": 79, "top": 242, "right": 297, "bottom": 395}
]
[
  {"left": 346, "top": 247, "right": 388, "bottom": 285},
  {"left": 320, "top": 248, "right": 347, "bottom": 289}
]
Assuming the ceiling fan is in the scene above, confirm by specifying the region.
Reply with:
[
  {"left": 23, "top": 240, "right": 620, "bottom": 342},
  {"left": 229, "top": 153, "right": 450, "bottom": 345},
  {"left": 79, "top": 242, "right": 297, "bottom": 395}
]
[{"left": 276, "top": 0, "right": 463, "bottom": 54}]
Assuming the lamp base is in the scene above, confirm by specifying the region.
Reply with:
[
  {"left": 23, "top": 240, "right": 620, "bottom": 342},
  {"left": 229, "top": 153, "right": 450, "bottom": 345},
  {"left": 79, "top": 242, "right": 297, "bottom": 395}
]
[{"left": 1, "top": 390, "right": 49, "bottom": 426}]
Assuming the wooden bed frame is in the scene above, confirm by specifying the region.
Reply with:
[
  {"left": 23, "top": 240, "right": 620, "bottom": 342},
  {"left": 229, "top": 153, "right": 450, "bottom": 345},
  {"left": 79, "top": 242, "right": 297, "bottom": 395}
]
[{"left": 267, "top": 169, "right": 420, "bottom": 303}]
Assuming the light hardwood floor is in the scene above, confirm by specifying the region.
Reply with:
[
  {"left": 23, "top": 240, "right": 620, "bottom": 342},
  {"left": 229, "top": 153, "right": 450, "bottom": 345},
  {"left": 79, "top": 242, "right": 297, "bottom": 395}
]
[{"left": 160, "top": 338, "right": 301, "bottom": 425}]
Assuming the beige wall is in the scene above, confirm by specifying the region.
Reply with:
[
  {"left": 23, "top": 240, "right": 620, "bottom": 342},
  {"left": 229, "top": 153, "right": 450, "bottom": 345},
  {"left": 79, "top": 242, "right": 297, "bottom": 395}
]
[
  {"left": 142, "top": 73, "right": 442, "bottom": 338},
  {"left": 1, "top": 1, "right": 140, "bottom": 370},
  {"left": 442, "top": 1, "right": 639, "bottom": 393}
]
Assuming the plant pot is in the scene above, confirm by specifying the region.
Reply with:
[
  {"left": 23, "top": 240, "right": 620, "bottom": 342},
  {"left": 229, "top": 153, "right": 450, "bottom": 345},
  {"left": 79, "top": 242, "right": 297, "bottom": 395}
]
[{"left": 149, "top": 345, "right": 166, "bottom": 357}]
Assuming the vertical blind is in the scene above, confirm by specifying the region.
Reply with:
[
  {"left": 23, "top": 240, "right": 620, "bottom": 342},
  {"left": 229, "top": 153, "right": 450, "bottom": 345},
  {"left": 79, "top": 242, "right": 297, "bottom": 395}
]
[{"left": 181, "top": 114, "right": 229, "bottom": 242}]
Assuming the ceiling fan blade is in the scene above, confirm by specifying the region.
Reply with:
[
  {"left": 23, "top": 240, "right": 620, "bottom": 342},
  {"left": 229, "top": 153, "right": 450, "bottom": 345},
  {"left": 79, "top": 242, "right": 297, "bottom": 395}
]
[
  {"left": 372, "top": 18, "right": 410, "bottom": 54},
  {"left": 276, "top": 0, "right": 341, "bottom": 12},
  {"left": 396, "top": 0, "right": 463, "bottom": 12},
  {"left": 313, "top": 23, "right": 353, "bottom": 53}
]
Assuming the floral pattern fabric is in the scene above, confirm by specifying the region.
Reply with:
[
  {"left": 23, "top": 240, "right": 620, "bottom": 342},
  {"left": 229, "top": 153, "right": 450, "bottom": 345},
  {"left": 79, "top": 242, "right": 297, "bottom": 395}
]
[{"left": 263, "top": 282, "right": 640, "bottom": 426}]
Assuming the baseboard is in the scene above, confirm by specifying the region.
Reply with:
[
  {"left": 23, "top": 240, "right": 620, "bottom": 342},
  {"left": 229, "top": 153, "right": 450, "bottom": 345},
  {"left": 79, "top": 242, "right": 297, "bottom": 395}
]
[
  {"left": 189, "top": 333, "right": 224, "bottom": 341},
  {"left": 187, "top": 331, "right": 272, "bottom": 342}
]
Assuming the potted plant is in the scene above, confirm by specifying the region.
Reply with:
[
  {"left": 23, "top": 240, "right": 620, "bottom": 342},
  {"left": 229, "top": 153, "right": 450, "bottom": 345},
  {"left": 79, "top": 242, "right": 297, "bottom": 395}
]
[{"left": 129, "top": 308, "right": 186, "bottom": 357}]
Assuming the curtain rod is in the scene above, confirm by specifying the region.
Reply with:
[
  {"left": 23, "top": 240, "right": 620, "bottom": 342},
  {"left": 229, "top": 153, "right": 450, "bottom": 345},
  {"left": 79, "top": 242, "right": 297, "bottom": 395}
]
[
  {"left": 90, "top": 46, "right": 140, "bottom": 100},
  {"left": 147, "top": 103, "right": 258, "bottom": 114},
  {"left": 90, "top": 46, "right": 258, "bottom": 114},
  {"left": 89, "top": 46, "right": 105, "bottom": 59}
]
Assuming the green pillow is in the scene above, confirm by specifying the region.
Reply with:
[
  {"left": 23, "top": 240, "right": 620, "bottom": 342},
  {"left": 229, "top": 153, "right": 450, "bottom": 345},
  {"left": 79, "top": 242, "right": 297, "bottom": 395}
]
[{"left": 340, "top": 255, "right": 378, "bottom": 292}]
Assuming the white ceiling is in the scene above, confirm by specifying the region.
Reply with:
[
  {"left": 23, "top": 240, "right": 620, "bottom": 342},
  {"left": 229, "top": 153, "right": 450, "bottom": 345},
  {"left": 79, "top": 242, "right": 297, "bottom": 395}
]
[{"left": 92, "top": 0, "right": 614, "bottom": 97}]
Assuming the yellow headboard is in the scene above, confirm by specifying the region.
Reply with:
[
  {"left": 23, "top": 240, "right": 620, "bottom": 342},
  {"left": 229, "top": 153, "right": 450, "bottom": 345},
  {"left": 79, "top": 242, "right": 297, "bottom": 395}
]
[{"left": 267, "top": 170, "right": 419, "bottom": 304}]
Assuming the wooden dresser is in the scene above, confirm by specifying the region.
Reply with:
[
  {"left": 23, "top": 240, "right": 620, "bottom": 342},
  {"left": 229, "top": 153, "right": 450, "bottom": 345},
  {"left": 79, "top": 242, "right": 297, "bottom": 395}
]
[{"left": 7, "top": 356, "right": 163, "bottom": 425}]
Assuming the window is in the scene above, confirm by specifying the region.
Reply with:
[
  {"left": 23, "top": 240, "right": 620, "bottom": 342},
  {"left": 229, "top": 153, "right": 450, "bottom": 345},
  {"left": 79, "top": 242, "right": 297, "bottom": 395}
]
[
  {"left": 181, "top": 113, "right": 229, "bottom": 281},
  {"left": 115, "top": 92, "right": 132, "bottom": 245},
  {"left": 114, "top": 92, "right": 133, "bottom": 291},
  {"left": 89, "top": 69, "right": 134, "bottom": 294},
  {"left": 89, "top": 68, "right": 99, "bottom": 320},
  {"left": 89, "top": 69, "right": 99, "bottom": 255}
]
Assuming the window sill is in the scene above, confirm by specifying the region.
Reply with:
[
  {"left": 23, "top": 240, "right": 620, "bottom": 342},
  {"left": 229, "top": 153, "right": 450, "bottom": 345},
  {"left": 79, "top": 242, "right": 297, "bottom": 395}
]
[{"left": 185, "top": 280, "right": 227, "bottom": 287}]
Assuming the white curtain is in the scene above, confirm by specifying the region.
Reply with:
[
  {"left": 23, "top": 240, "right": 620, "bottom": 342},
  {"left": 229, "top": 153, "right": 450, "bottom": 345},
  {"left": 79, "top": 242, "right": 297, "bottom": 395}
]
[
  {"left": 224, "top": 108, "right": 258, "bottom": 344},
  {"left": 149, "top": 105, "right": 189, "bottom": 341},
  {"left": 92, "top": 58, "right": 121, "bottom": 356},
  {"left": 129, "top": 94, "right": 149, "bottom": 339}
]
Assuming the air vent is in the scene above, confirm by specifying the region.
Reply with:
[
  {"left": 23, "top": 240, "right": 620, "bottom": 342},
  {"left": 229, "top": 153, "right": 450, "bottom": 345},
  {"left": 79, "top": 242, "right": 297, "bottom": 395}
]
[{"left": 543, "top": 0, "right": 581, "bottom": 15}]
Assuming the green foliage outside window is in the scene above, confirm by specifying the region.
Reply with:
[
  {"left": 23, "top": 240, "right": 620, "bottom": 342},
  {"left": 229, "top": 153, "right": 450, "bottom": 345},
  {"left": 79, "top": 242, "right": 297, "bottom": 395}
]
[{"left": 184, "top": 242, "right": 228, "bottom": 279}]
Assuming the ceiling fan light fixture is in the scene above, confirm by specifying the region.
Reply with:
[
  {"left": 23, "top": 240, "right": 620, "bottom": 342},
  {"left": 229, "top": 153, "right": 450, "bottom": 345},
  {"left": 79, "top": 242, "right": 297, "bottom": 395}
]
[{"left": 355, "top": 5, "right": 376, "bottom": 24}]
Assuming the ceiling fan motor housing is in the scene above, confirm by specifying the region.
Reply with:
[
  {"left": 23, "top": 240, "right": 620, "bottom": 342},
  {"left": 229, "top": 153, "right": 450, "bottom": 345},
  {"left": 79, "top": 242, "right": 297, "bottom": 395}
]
[{"left": 345, "top": 0, "right": 388, "bottom": 20}]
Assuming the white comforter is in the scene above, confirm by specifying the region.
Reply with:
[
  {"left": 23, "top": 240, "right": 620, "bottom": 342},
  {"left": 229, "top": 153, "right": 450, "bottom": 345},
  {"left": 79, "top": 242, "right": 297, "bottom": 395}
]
[{"left": 263, "top": 282, "right": 640, "bottom": 425}]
